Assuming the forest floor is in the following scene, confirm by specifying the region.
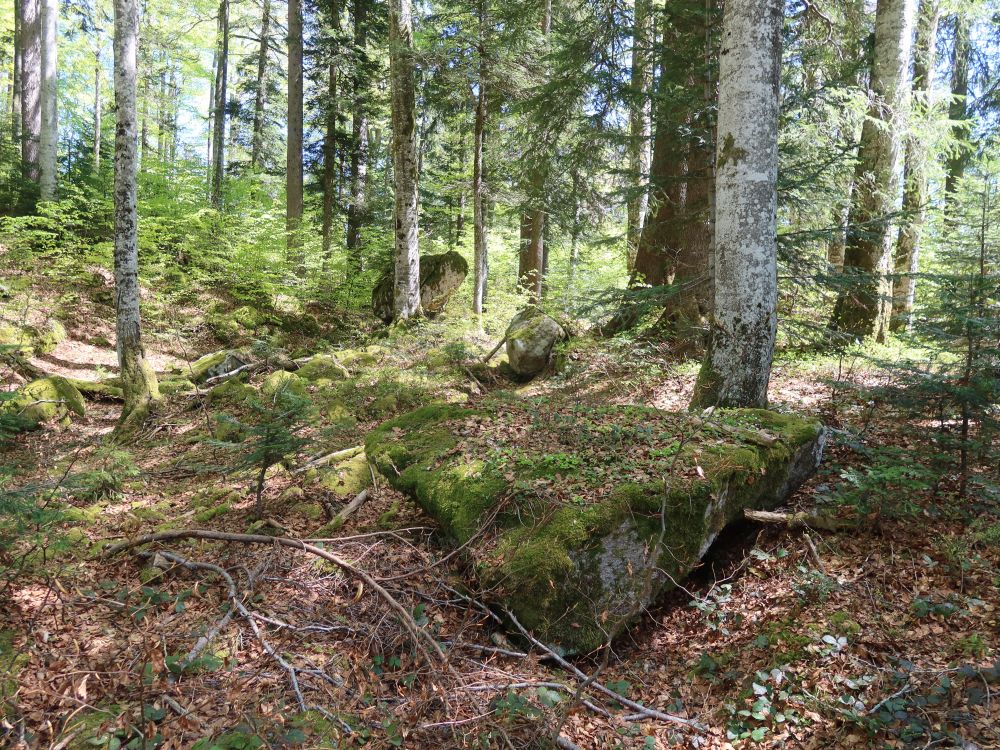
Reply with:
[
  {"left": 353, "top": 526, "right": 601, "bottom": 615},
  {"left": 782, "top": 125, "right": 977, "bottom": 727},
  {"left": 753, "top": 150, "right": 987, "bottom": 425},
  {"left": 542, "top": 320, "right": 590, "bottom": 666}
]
[{"left": 2, "top": 260, "right": 999, "bottom": 749}]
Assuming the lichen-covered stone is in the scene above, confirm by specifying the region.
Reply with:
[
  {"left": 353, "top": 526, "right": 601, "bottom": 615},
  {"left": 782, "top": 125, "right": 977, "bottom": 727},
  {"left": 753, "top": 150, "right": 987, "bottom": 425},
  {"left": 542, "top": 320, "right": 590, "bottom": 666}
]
[
  {"left": 367, "top": 401, "right": 826, "bottom": 652},
  {"left": 371, "top": 251, "right": 469, "bottom": 323},
  {"left": 505, "top": 308, "right": 568, "bottom": 378},
  {"left": 5, "top": 376, "right": 86, "bottom": 428}
]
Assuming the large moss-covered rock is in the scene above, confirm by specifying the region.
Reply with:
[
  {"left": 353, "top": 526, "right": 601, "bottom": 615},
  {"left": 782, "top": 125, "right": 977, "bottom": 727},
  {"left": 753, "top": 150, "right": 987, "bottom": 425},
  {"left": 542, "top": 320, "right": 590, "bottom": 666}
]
[
  {"left": 372, "top": 251, "right": 469, "bottom": 323},
  {"left": 186, "top": 349, "right": 250, "bottom": 384},
  {"left": 366, "top": 400, "right": 825, "bottom": 652},
  {"left": 297, "top": 354, "right": 350, "bottom": 382},
  {"left": 5, "top": 376, "right": 86, "bottom": 428},
  {"left": 505, "top": 308, "right": 568, "bottom": 378}
]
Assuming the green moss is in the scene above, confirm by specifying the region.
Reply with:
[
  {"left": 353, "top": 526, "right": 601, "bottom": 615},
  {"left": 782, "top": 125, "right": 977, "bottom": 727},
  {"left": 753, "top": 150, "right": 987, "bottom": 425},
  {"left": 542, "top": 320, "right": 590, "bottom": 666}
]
[
  {"left": 297, "top": 355, "right": 350, "bottom": 381},
  {"left": 0, "top": 630, "right": 27, "bottom": 714},
  {"left": 262, "top": 370, "right": 308, "bottom": 398},
  {"left": 159, "top": 377, "right": 195, "bottom": 396},
  {"left": 5, "top": 376, "right": 86, "bottom": 427},
  {"left": 207, "top": 378, "right": 253, "bottom": 407},
  {"left": 368, "top": 400, "right": 823, "bottom": 652},
  {"left": 194, "top": 502, "right": 231, "bottom": 522}
]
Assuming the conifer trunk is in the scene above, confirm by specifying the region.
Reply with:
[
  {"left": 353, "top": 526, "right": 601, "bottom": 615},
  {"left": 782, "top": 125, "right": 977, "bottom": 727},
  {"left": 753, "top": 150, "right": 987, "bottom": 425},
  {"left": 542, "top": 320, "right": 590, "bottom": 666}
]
[
  {"left": 113, "top": 0, "right": 159, "bottom": 433},
  {"left": 944, "top": 12, "right": 970, "bottom": 211},
  {"left": 251, "top": 0, "right": 270, "bottom": 170},
  {"left": 210, "top": 0, "right": 229, "bottom": 208},
  {"left": 691, "top": 0, "right": 782, "bottom": 409},
  {"left": 346, "top": 0, "right": 370, "bottom": 269},
  {"left": 322, "top": 0, "right": 341, "bottom": 261},
  {"left": 517, "top": 0, "right": 550, "bottom": 304},
  {"left": 472, "top": 6, "right": 488, "bottom": 318},
  {"left": 626, "top": 0, "right": 653, "bottom": 271},
  {"left": 93, "top": 53, "right": 102, "bottom": 171},
  {"left": 830, "top": 0, "right": 915, "bottom": 343},
  {"left": 12, "top": 0, "right": 21, "bottom": 147},
  {"left": 389, "top": 0, "right": 421, "bottom": 320},
  {"left": 891, "top": 0, "right": 939, "bottom": 332},
  {"left": 287, "top": 0, "right": 305, "bottom": 273}
]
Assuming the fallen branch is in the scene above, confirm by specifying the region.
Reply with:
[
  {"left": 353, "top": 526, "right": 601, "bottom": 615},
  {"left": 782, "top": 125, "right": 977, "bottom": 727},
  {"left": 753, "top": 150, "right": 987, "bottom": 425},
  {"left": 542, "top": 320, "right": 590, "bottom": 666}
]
[
  {"left": 743, "top": 508, "right": 855, "bottom": 532},
  {"left": 329, "top": 489, "right": 370, "bottom": 528},
  {"left": 202, "top": 361, "right": 264, "bottom": 387},
  {"left": 106, "top": 529, "right": 447, "bottom": 669},
  {"left": 294, "top": 445, "right": 364, "bottom": 474},
  {"left": 504, "top": 609, "right": 704, "bottom": 731},
  {"left": 481, "top": 336, "right": 507, "bottom": 364}
]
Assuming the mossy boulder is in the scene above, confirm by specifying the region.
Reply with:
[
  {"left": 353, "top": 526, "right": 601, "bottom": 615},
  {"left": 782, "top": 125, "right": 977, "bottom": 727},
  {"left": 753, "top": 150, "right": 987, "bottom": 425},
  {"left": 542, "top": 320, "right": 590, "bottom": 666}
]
[
  {"left": 371, "top": 251, "right": 469, "bottom": 323},
  {"left": 297, "top": 354, "right": 350, "bottom": 382},
  {"left": 186, "top": 349, "right": 250, "bottom": 384},
  {"left": 5, "top": 376, "right": 86, "bottom": 428},
  {"left": 505, "top": 307, "right": 568, "bottom": 378},
  {"left": 366, "top": 400, "right": 826, "bottom": 652},
  {"left": 262, "top": 370, "right": 309, "bottom": 398}
]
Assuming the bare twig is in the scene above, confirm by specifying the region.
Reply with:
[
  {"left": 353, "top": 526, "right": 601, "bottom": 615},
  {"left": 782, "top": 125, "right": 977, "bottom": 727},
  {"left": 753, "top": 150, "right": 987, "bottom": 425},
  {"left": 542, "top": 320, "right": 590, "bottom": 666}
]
[
  {"left": 481, "top": 336, "right": 507, "bottom": 364},
  {"left": 106, "top": 529, "right": 447, "bottom": 669},
  {"left": 504, "top": 609, "right": 704, "bottom": 731}
]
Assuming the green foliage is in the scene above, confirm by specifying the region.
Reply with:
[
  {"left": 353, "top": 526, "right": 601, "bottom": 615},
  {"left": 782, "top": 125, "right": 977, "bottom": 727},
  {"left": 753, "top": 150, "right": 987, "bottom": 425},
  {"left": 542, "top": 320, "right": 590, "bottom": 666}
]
[{"left": 210, "top": 383, "right": 312, "bottom": 518}]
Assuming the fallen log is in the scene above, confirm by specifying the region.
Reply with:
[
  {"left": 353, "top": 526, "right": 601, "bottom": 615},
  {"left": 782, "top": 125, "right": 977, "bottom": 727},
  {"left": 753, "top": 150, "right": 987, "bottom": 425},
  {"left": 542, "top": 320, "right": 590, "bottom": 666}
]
[{"left": 743, "top": 508, "right": 855, "bottom": 532}]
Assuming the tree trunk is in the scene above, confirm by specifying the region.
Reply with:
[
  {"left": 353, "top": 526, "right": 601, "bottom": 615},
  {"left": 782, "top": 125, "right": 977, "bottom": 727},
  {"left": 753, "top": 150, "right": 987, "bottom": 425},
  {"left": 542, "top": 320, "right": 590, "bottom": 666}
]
[
  {"left": 389, "top": 0, "right": 421, "bottom": 320},
  {"left": 944, "top": 11, "right": 970, "bottom": 212},
  {"left": 830, "top": 0, "right": 915, "bottom": 343},
  {"left": 113, "top": 0, "right": 159, "bottom": 432},
  {"left": 20, "top": 0, "right": 40, "bottom": 186},
  {"left": 626, "top": 0, "right": 653, "bottom": 271},
  {"left": 251, "top": 0, "right": 271, "bottom": 170},
  {"left": 93, "top": 52, "right": 102, "bottom": 171},
  {"left": 691, "top": 0, "right": 782, "bottom": 409},
  {"left": 12, "top": 0, "right": 21, "bottom": 147},
  {"left": 287, "top": 0, "right": 304, "bottom": 273},
  {"left": 472, "top": 9, "right": 488, "bottom": 318},
  {"left": 211, "top": 0, "right": 229, "bottom": 208},
  {"left": 345, "top": 0, "right": 369, "bottom": 269},
  {"left": 517, "top": 0, "right": 551, "bottom": 304},
  {"left": 891, "top": 0, "right": 939, "bottom": 332},
  {"left": 321, "top": 0, "right": 341, "bottom": 261}
]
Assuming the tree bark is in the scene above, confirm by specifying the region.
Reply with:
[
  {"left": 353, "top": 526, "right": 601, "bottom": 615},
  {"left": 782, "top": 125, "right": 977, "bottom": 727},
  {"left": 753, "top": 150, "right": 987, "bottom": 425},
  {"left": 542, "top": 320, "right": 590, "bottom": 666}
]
[
  {"left": 830, "top": 0, "right": 915, "bottom": 343},
  {"left": 287, "top": 0, "right": 305, "bottom": 273},
  {"left": 321, "top": 0, "right": 341, "bottom": 261},
  {"left": 472, "top": 4, "right": 488, "bottom": 318},
  {"left": 943, "top": 11, "right": 970, "bottom": 212},
  {"left": 389, "top": 0, "right": 421, "bottom": 320},
  {"left": 251, "top": 0, "right": 271, "bottom": 170},
  {"left": 20, "top": 0, "right": 41, "bottom": 186},
  {"left": 891, "top": 0, "right": 939, "bottom": 332},
  {"left": 211, "top": 0, "right": 229, "bottom": 208},
  {"left": 12, "top": 0, "right": 21, "bottom": 147},
  {"left": 517, "top": 0, "right": 551, "bottom": 304},
  {"left": 691, "top": 0, "right": 783, "bottom": 409},
  {"left": 113, "top": 0, "right": 159, "bottom": 432},
  {"left": 93, "top": 52, "right": 102, "bottom": 171},
  {"left": 345, "top": 0, "right": 370, "bottom": 269},
  {"left": 626, "top": 0, "right": 653, "bottom": 271}
]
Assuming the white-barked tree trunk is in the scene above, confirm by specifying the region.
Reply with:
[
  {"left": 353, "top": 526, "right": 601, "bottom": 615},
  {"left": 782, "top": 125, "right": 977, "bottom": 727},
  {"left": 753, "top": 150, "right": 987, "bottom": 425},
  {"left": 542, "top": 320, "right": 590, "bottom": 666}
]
[
  {"left": 38, "top": 0, "right": 57, "bottom": 200},
  {"left": 691, "top": 0, "right": 783, "bottom": 409},
  {"left": 389, "top": 0, "right": 421, "bottom": 320},
  {"left": 113, "top": 0, "right": 159, "bottom": 433}
]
